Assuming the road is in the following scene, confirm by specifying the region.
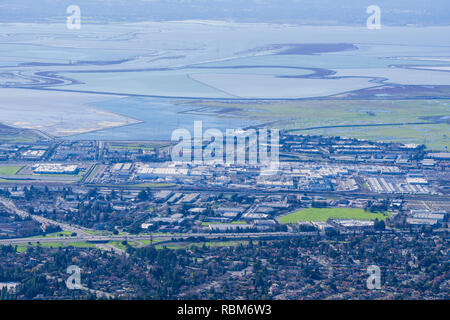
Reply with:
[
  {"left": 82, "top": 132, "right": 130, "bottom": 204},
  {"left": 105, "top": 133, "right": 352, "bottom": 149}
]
[
  {"left": 0, "top": 195, "right": 308, "bottom": 252},
  {"left": 0, "top": 196, "right": 91, "bottom": 236},
  {"left": 0, "top": 231, "right": 304, "bottom": 246},
  {"left": 1, "top": 173, "right": 446, "bottom": 202}
]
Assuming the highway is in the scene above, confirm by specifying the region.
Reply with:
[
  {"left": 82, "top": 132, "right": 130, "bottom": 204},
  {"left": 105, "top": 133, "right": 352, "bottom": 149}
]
[
  {"left": 0, "top": 231, "right": 304, "bottom": 246},
  {"left": 0, "top": 196, "right": 91, "bottom": 236},
  {"left": 176, "top": 186, "right": 447, "bottom": 202},
  {"left": 0, "top": 195, "right": 308, "bottom": 250}
]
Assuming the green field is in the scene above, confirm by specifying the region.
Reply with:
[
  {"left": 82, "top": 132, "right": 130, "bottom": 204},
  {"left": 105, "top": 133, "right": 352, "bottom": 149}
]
[
  {"left": 279, "top": 208, "right": 390, "bottom": 224},
  {"left": 15, "top": 241, "right": 96, "bottom": 252},
  {"left": 138, "top": 239, "right": 164, "bottom": 246},
  {"left": 29, "top": 230, "right": 75, "bottom": 238},
  {"left": 0, "top": 178, "right": 19, "bottom": 182},
  {"left": 154, "top": 240, "right": 249, "bottom": 250},
  {"left": 81, "top": 229, "right": 109, "bottom": 235},
  {"left": 181, "top": 99, "right": 450, "bottom": 150},
  {"left": 300, "top": 123, "right": 449, "bottom": 151},
  {"left": 0, "top": 178, "right": 30, "bottom": 183},
  {"left": 0, "top": 166, "right": 23, "bottom": 176},
  {"left": 108, "top": 240, "right": 140, "bottom": 250},
  {"left": 0, "top": 165, "right": 83, "bottom": 183},
  {"left": 0, "top": 131, "right": 41, "bottom": 143}
]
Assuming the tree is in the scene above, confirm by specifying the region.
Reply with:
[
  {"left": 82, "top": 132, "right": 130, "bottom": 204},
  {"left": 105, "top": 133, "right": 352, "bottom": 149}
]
[
  {"left": 137, "top": 190, "right": 149, "bottom": 202},
  {"left": 374, "top": 219, "right": 385, "bottom": 231}
]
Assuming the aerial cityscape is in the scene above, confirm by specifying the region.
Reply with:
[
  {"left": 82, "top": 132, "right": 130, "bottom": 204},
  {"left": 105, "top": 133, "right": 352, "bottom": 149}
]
[{"left": 0, "top": 0, "right": 448, "bottom": 303}]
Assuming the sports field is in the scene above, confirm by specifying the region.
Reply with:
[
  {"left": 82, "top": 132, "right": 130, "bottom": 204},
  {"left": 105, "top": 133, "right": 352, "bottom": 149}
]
[{"left": 279, "top": 208, "right": 390, "bottom": 224}]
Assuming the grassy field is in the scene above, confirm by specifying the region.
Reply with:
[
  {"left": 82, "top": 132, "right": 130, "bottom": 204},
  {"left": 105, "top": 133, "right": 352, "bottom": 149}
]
[
  {"left": 300, "top": 123, "right": 449, "bottom": 150},
  {"left": 279, "top": 208, "right": 390, "bottom": 224},
  {"left": 108, "top": 241, "right": 140, "bottom": 250},
  {"left": 0, "top": 178, "right": 30, "bottom": 183},
  {"left": 154, "top": 240, "right": 249, "bottom": 250},
  {"left": 0, "top": 166, "right": 23, "bottom": 176},
  {"left": 181, "top": 99, "right": 450, "bottom": 150},
  {"left": 11, "top": 239, "right": 250, "bottom": 252},
  {"left": 0, "top": 131, "right": 41, "bottom": 143},
  {"left": 29, "top": 230, "right": 75, "bottom": 238},
  {"left": 0, "top": 165, "right": 83, "bottom": 183},
  {"left": 137, "top": 239, "right": 164, "bottom": 246},
  {"left": 15, "top": 241, "right": 96, "bottom": 252},
  {"left": 202, "top": 240, "right": 249, "bottom": 248},
  {"left": 81, "top": 229, "right": 109, "bottom": 235}
]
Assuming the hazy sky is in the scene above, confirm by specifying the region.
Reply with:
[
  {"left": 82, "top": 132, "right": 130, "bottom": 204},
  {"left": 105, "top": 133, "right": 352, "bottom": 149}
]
[{"left": 0, "top": 0, "right": 449, "bottom": 25}]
